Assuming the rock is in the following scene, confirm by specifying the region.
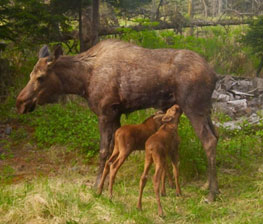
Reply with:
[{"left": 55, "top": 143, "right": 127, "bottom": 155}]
[
  {"left": 5, "top": 126, "right": 12, "bottom": 135},
  {"left": 214, "top": 112, "right": 263, "bottom": 130},
  {"left": 23, "top": 143, "right": 34, "bottom": 151},
  {"left": 218, "top": 93, "right": 231, "bottom": 102},
  {"left": 221, "top": 75, "right": 236, "bottom": 91},
  {"left": 252, "top": 77, "right": 263, "bottom": 93},
  {"left": 213, "top": 75, "right": 263, "bottom": 120},
  {"left": 227, "top": 99, "right": 247, "bottom": 109}
]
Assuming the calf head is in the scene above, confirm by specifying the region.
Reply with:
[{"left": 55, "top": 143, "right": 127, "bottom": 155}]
[
  {"left": 153, "top": 110, "right": 165, "bottom": 127},
  {"left": 16, "top": 45, "right": 63, "bottom": 114},
  {"left": 162, "top": 104, "right": 182, "bottom": 124}
]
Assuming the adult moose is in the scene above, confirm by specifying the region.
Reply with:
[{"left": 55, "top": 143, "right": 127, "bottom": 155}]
[{"left": 16, "top": 39, "right": 218, "bottom": 201}]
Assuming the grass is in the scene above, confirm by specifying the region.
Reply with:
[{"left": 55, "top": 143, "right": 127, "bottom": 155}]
[
  {"left": 0, "top": 148, "right": 263, "bottom": 224},
  {"left": 1, "top": 100, "right": 263, "bottom": 223}
]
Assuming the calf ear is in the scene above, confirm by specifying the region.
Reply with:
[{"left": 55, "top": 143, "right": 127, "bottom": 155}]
[
  {"left": 38, "top": 45, "right": 50, "bottom": 58},
  {"left": 154, "top": 110, "right": 165, "bottom": 115},
  {"left": 153, "top": 114, "right": 164, "bottom": 120},
  {"left": 162, "top": 116, "right": 173, "bottom": 123}
]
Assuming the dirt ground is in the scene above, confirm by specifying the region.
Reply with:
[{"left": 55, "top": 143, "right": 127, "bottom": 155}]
[{"left": 0, "top": 122, "right": 97, "bottom": 185}]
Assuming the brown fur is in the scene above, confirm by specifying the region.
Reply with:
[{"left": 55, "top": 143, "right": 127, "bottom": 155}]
[
  {"left": 97, "top": 112, "right": 175, "bottom": 198},
  {"left": 16, "top": 40, "right": 218, "bottom": 201},
  {"left": 137, "top": 105, "right": 182, "bottom": 216}
]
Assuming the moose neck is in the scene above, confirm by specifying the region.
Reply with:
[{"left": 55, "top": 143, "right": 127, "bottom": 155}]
[{"left": 53, "top": 55, "right": 92, "bottom": 98}]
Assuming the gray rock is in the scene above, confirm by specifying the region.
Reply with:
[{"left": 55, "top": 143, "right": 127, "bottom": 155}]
[
  {"left": 5, "top": 126, "right": 12, "bottom": 135},
  {"left": 252, "top": 77, "right": 263, "bottom": 92}
]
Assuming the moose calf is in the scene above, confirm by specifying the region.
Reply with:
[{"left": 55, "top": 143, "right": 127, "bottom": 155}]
[
  {"left": 97, "top": 111, "right": 174, "bottom": 198},
  {"left": 137, "top": 104, "right": 182, "bottom": 217}
]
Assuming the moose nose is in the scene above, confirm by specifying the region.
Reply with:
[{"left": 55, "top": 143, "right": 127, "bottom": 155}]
[{"left": 16, "top": 96, "right": 26, "bottom": 114}]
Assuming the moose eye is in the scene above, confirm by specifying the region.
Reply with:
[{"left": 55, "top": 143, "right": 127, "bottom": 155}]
[{"left": 37, "top": 76, "right": 45, "bottom": 83}]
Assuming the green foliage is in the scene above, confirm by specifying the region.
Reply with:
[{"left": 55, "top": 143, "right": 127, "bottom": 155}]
[
  {"left": 0, "top": 0, "right": 72, "bottom": 48},
  {"left": 119, "top": 24, "right": 256, "bottom": 75},
  {"left": 15, "top": 102, "right": 100, "bottom": 159},
  {"left": 241, "top": 16, "right": 263, "bottom": 56},
  {"left": 105, "top": 0, "right": 151, "bottom": 12},
  {"left": 178, "top": 115, "right": 207, "bottom": 179},
  {"left": 0, "top": 165, "right": 15, "bottom": 184}
]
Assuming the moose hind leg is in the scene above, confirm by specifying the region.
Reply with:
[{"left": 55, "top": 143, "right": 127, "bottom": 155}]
[{"left": 187, "top": 113, "right": 219, "bottom": 202}]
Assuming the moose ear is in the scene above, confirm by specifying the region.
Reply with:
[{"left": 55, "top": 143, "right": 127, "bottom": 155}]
[
  {"left": 38, "top": 45, "right": 50, "bottom": 58},
  {"left": 46, "top": 45, "right": 63, "bottom": 67},
  {"left": 54, "top": 45, "right": 63, "bottom": 60}
]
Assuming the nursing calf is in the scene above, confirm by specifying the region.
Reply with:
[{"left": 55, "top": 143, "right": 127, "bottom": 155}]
[
  {"left": 137, "top": 105, "right": 182, "bottom": 216},
  {"left": 97, "top": 111, "right": 174, "bottom": 198}
]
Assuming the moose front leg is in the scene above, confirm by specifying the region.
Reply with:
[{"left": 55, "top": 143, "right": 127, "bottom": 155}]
[{"left": 95, "top": 115, "right": 120, "bottom": 187}]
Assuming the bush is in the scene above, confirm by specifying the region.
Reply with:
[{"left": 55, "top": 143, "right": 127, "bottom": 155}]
[
  {"left": 118, "top": 24, "right": 257, "bottom": 76},
  {"left": 14, "top": 101, "right": 100, "bottom": 159}
]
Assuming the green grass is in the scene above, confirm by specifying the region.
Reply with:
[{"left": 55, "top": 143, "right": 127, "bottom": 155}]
[{"left": 0, "top": 149, "right": 263, "bottom": 224}]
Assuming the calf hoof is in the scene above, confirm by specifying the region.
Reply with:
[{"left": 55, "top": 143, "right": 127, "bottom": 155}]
[
  {"left": 169, "top": 182, "right": 176, "bottom": 189},
  {"left": 158, "top": 209, "right": 164, "bottom": 217},
  {"left": 161, "top": 192, "right": 167, "bottom": 197},
  {"left": 176, "top": 191, "right": 182, "bottom": 197},
  {"left": 97, "top": 189, "right": 102, "bottom": 196}
]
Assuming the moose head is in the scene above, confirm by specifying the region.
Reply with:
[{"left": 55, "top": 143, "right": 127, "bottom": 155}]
[{"left": 16, "top": 45, "right": 63, "bottom": 114}]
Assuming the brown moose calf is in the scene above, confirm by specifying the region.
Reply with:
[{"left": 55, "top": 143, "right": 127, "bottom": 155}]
[
  {"left": 97, "top": 112, "right": 174, "bottom": 198},
  {"left": 137, "top": 104, "right": 182, "bottom": 217}
]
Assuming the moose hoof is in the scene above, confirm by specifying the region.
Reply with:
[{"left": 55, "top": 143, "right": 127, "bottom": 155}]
[{"left": 205, "top": 192, "right": 216, "bottom": 203}]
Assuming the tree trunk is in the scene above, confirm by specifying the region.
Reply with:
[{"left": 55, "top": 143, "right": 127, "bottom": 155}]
[
  {"left": 188, "top": 0, "right": 193, "bottom": 17},
  {"left": 218, "top": 0, "right": 222, "bottom": 15},
  {"left": 155, "top": 0, "right": 164, "bottom": 21},
  {"left": 188, "top": 0, "right": 194, "bottom": 35},
  {"left": 92, "top": 0, "right": 100, "bottom": 46},
  {"left": 82, "top": 6, "right": 93, "bottom": 51},
  {"left": 202, "top": 0, "right": 208, "bottom": 17},
  {"left": 79, "top": 0, "right": 84, "bottom": 52},
  {"left": 212, "top": 0, "right": 217, "bottom": 17},
  {"left": 79, "top": 0, "right": 99, "bottom": 52}
]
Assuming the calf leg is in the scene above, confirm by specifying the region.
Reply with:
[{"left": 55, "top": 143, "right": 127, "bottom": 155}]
[
  {"left": 160, "top": 169, "right": 166, "bottom": 196},
  {"left": 98, "top": 145, "right": 119, "bottom": 195},
  {"left": 137, "top": 154, "right": 152, "bottom": 211},
  {"left": 170, "top": 152, "right": 181, "bottom": 196},
  {"left": 187, "top": 113, "right": 218, "bottom": 202},
  {"left": 160, "top": 161, "right": 175, "bottom": 196},
  {"left": 108, "top": 151, "right": 131, "bottom": 198},
  {"left": 153, "top": 163, "right": 164, "bottom": 216},
  {"left": 166, "top": 167, "right": 176, "bottom": 189}
]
